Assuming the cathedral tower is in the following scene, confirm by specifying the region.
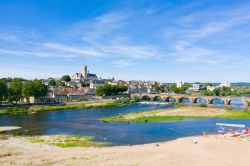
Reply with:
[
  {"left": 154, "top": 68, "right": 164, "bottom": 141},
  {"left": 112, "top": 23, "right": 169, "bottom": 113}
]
[{"left": 82, "top": 65, "right": 87, "bottom": 79}]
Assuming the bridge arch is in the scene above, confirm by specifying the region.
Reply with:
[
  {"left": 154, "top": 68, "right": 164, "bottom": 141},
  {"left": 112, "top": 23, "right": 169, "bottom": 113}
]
[
  {"left": 141, "top": 95, "right": 151, "bottom": 101},
  {"left": 194, "top": 98, "right": 207, "bottom": 104},
  {"left": 152, "top": 96, "right": 164, "bottom": 101},
  {"left": 210, "top": 98, "right": 225, "bottom": 105},
  {"left": 165, "top": 96, "right": 177, "bottom": 103},
  {"left": 179, "top": 97, "right": 192, "bottom": 104},
  {"left": 228, "top": 99, "right": 244, "bottom": 107}
]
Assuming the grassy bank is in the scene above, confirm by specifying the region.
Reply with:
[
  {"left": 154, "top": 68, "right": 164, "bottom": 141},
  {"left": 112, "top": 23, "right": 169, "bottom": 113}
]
[
  {"left": 102, "top": 115, "right": 212, "bottom": 122},
  {"left": 0, "top": 132, "right": 107, "bottom": 148},
  {"left": 26, "top": 135, "right": 108, "bottom": 148},
  {"left": 0, "top": 98, "right": 137, "bottom": 115},
  {"left": 101, "top": 107, "right": 250, "bottom": 123}
]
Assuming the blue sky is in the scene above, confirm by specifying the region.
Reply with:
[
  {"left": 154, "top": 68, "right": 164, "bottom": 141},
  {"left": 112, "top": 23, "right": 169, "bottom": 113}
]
[{"left": 0, "top": 0, "right": 250, "bottom": 82}]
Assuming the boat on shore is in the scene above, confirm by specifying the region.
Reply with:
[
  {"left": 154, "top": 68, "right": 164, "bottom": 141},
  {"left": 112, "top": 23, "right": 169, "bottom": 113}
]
[
  {"left": 216, "top": 123, "right": 245, "bottom": 128},
  {"left": 216, "top": 123, "right": 250, "bottom": 140}
]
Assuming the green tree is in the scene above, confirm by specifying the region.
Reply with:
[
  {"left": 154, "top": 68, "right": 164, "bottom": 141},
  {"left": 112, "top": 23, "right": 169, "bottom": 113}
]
[
  {"left": 8, "top": 78, "right": 23, "bottom": 103},
  {"left": 204, "top": 82, "right": 212, "bottom": 87},
  {"left": 202, "top": 90, "right": 215, "bottom": 96},
  {"left": 221, "top": 86, "right": 231, "bottom": 96},
  {"left": 170, "top": 84, "right": 191, "bottom": 93},
  {"left": 213, "top": 87, "right": 221, "bottom": 96},
  {"left": 59, "top": 81, "right": 65, "bottom": 87},
  {"left": 48, "top": 79, "right": 56, "bottom": 86},
  {"left": 22, "top": 80, "right": 48, "bottom": 103},
  {"left": 0, "top": 80, "right": 7, "bottom": 101},
  {"left": 33, "top": 80, "right": 48, "bottom": 99},
  {"left": 22, "top": 80, "right": 35, "bottom": 102},
  {"left": 152, "top": 83, "right": 167, "bottom": 93},
  {"left": 81, "top": 80, "right": 89, "bottom": 87},
  {"left": 61, "top": 75, "right": 71, "bottom": 82},
  {"left": 96, "top": 85, "right": 128, "bottom": 96}
]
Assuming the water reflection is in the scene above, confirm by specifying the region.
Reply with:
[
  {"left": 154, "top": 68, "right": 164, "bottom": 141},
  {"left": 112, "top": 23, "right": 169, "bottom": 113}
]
[
  {"left": 211, "top": 98, "right": 225, "bottom": 105},
  {"left": 1, "top": 103, "right": 250, "bottom": 145},
  {"left": 195, "top": 98, "right": 207, "bottom": 104},
  {"left": 180, "top": 97, "right": 191, "bottom": 104},
  {"left": 229, "top": 100, "right": 244, "bottom": 107}
]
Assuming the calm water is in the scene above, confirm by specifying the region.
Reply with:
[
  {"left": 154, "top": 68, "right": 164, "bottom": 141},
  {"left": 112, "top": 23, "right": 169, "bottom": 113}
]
[{"left": 1, "top": 103, "right": 250, "bottom": 145}]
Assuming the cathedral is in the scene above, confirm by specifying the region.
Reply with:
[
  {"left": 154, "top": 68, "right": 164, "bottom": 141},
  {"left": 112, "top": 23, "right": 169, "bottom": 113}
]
[{"left": 71, "top": 65, "right": 98, "bottom": 81}]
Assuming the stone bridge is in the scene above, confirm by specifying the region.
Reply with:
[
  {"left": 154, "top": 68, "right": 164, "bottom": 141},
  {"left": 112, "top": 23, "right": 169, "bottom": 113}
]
[{"left": 130, "top": 93, "right": 250, "bottom": 108}]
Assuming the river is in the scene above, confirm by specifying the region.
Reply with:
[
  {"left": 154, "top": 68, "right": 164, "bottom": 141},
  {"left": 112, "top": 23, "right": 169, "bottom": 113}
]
[{"left": 1, "top": 103, "right": 250, "bottom": 145}]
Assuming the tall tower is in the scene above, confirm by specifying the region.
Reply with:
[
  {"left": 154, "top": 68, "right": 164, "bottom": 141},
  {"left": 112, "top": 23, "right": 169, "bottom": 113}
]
[{"left": 82, "top": 65, "right": 87, "bottom": 79}]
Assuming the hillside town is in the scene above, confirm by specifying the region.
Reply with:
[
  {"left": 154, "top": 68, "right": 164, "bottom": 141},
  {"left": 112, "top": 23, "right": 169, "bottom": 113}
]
[
  {"left": 0, "top": 65, "right": 249, "bottom": 104},
  {"left": 31, "top": 65, "right": 246, "bottom": 103},
  {"left": 42, "top": 65, "right": 170, "bottom": 103}
]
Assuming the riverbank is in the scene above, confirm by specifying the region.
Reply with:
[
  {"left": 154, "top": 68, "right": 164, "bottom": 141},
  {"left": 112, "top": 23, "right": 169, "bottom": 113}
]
[
  {"left": 101, "top": 106, "right": 250, "bottom": 122},
  {"left": 1, "top": 133, "right": 250, "bottom": 166},
  {"left": 0, "top": 98, "right": 136, "bottom": 115},
  {"left": 0, "top": 126, "right": 21, "bottom": 132}
]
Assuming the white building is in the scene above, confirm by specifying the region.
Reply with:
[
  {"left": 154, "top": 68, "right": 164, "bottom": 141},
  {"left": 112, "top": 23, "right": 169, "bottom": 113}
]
[
  {"left": 71, "top": 73, "right": 83, "bottom": 80},
  {"left": 187, "top": 84, "right": 203, "bottom": 92},
  {"left": 53, "top": 94, "right": 68, "bottom": 102},
  {"left": 147, "top": 88, "right": 158, "bottom": 94},
  {"left": 108, "top": 81, "right": 118, "bottom": 85},
  {"left": 65, "top": 80, "right": 82, "bottom": 88},
  {"left": 67, "top": 93, "right": 87, "bottom": 101},
  {"left": 219, "top": 82, "right": 231, "bottom": 88},
  {"left": 207, "top": 86, "right": 216, "bottom": 91},
  {"left": 127, "top": 86, "right": 148, "bottom": 94},
  {"left": 176, "top": 81, "right": 184, "bottom": 88},
  {"left": 89, "top": 80, "right": 106, "bottom": 89}
]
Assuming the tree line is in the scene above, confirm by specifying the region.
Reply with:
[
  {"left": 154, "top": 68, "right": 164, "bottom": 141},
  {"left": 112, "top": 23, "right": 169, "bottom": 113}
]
[
  {"left": 0, "top": 78, "right": 48, "bottom": 103},
  {"left": 202, "top": 86, "right": 239, "bottom": 96},
  {"left": 96, "top": 84, "right": 128, "bottom": 96},
  {"left": 170, "top": 84, "right": 192, "bottom": 93}
]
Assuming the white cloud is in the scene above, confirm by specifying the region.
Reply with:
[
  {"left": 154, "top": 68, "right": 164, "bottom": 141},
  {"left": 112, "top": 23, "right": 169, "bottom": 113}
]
[
  {"left": 72, "top": 12, "right": 129, "bottom": 42},
  {"left": 167, "top": 6, "right": 250, "bottom": 66},
  {"left": 171, "top": 41, "right": 221, "bottom": 64},
  {"left": 1, "top": 5, "right": 249, "bottom": 71},
  {"left": 0, "top": 48, "right": 70, "bottom": 58},
  {"left": 99, "top": 43, "right": 162, "bottom": 59},
  {"left": 42, "top": 42, "right": 106, "bottom": 57},
  {"left": 0, "top": 34, "right": 19, "bottom": 43},
  {"left": 112, "top": 59, "right": 135, "bottom": 67}
]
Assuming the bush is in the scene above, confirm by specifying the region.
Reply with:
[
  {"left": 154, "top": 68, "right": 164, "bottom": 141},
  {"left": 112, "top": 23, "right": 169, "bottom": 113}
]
[
  {"left": 79, "top": 98, "right": 87, "bottom": 101},
  {"left": 4, "top": 107, "right": 29, "bottom": 114},
  {"left": 65, "top": 99, "right": 72, "bottom": 102},
  {"left": 198, "top": 103, "right": 208, "bottom": 107},
  {"left": 173, "top": 102, "right": 182, "bottom": 108},
  {"left": 96, "top": 84, "right": 128, "bottom": 96}
]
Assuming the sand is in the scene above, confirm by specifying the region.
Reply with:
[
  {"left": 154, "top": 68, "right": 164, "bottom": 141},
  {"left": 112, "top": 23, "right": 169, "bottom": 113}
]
[
  {"left": 0, "top": 126, "right": 21, "bottom": 132},
  {"left": 1, "top": 134, "right": 250, "bottom": 166},
  {"left": 123, "top": 106, "right": 228, "bottom": 120},
  {"left": 156, "top": 107, "right": 228, "bottom": 116}
]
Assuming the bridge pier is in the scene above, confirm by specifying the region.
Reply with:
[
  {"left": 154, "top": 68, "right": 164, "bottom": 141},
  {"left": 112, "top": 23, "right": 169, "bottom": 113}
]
[
  {"left": 224, "top": 99, "right": 229, "bottom": 107},
  {"left": 244, "top": 101, "right": 249, "bottom": 107},
  {"left": 175, "top": 97, "right": 181, "bottom": 103},
  {"left": 190, "top": 97, "right": 196, "bottom": 103},
  {"left": 206, "top": 98, "right": 212, "bottom": 105}
]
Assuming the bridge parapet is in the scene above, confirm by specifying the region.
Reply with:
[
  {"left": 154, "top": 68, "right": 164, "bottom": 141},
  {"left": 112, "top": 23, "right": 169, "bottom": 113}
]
[{"left": 130, "top": 93, "right": 250, "bottom": 108}]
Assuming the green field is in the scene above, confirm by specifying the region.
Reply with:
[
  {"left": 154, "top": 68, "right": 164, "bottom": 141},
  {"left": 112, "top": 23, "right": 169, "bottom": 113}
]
[
  {"left": 0, "top": 98, "right": 137, "bottom": 115},
  {"left": 101, "top": 108, "right": 250, "bottom": 123}
]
